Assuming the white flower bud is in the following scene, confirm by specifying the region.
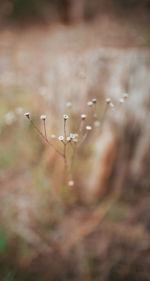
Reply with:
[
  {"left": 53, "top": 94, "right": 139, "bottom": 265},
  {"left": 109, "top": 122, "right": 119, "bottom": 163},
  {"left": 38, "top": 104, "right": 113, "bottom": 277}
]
[
  {"left": 64, "top": 114, "right": 69, "bottom": 120},
  {"left": 24, "top": 112, "right": 30, "bottom": 118},
  {"left": 66, "top": 136, "right": 71, "bottom": 142},
  {"left": 40, "top": 115, "right": 46, "bottom": 120},
  {"left": 58, "top": 136, "right": 64, "bottom": 141},
  {"left": 109, "top": 102, "right": 114, "bottom": 108},
  {"left": 92, "top": 98, "right": 96, "bottom": 104},
  {"left": 68, "top": 180, "right": 74, "bottom": 186},
  {"left": 106, "top": 98, "right": 111, "bottom": 104},
  {"left": 119, "top": 98, "right": 124, "bottom": 104},
  {"left": 81, "top": 114, "right": 87, "bottom": 120},
  {"left": 86, "top": 125, "right": 92, "bottom": 131},
  {"left": 87, "top": 101, "right": 93, "bottom": 107}
]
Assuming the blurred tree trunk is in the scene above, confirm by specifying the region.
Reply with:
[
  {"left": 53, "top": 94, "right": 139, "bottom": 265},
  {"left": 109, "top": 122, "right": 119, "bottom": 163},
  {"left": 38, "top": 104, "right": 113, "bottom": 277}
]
[{"left": 68, "top": 0, "right": 86, "bottom": 23}]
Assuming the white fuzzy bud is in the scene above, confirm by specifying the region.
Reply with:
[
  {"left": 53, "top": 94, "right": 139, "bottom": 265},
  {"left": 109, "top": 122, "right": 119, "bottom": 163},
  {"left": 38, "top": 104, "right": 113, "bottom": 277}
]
[
  {"left": 119, "top": 98, "right": 124, "bottom": 104},
  {"left": 64, "top": 114, "right": 69, "bottom": 120},
  {"left": 58, "top": 136, "right": 64, "bottom": 141},
  {"left": 81, "top": 114, "right": 87, "bottom": 120},
  {"left": 106, "top": 98, "right": 111, "bottom": 104},
  {"left": 68, "top": 180, "right": 74, "bottom": 186},
  {"left": 24, "top": 112, "right": 30, "bottom": 118},
  {"left": 87, "top": 101, "right": 93, "bottom": 107},
  {"left": 40, "top": 115, "right": 46, "bottom": 120},
  {"left": 92, "top": 98, "right": 96, "bottom": 104},
  {"left": 109, "top": 102, "right": 114, "bottom": 108},
  {"left": 86, "top": 125, "right": 92, "bottom": 131}
]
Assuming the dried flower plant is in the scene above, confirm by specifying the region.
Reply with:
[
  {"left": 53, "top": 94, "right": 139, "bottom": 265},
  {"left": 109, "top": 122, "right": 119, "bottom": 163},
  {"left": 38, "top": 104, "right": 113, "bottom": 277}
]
[{"left": 24, "top": 94, "right": 129, "bottom": 187}]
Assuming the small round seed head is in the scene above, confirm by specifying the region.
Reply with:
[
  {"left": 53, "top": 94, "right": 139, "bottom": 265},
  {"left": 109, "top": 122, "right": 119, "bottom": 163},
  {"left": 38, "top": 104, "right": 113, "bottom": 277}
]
[
  {"left": 86, "top": 125, "right": 92, "bottom": 131},
  {"left": 40, "top": 115, "right": 46, "bottom": 120},
  {"left": 92, "top": 98, "right": 96, "bottom": 104},
  {"left": 51, "top": 134, "right": 56, "bottom": 139},
  {"left": 81, "top": 114, "right": 87, "bottom": 120},
  {"left": 24, "top": 112, "right": 30, "bottom": 119},
  {"left": 68, "top": 180, "right": 74, "bottom": 187},
  {"left": 58, "top": 136, "right": 64, "bottom": 141},
  {"left": 87, "top": 101, "right": 93, "bottom": 107},
  {"left": 106, "top": 98, "right": 111, "bottom": 104},
  {"left": 64, "top": 114, "right": 69, "bottom": 120},
  {"left": 119, "top": 98, "right": 124, "bottom": 104},
  {"left": 123, "top": 93, "right": 128, "bottom": 99},
  {"left": 66, "top": 102, "right": 72, "bottom": 107}
]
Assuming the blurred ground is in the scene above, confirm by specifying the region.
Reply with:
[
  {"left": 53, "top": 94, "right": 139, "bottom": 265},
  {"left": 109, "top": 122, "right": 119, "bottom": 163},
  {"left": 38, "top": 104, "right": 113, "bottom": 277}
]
[{"left": 0, "top": 9, "right": 150, "bottom": 281}]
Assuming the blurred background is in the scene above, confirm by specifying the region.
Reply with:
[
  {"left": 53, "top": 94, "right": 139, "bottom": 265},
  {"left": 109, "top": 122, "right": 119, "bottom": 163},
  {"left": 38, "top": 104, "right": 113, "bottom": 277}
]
[{"left": 0, "top": 1, "right": 150, "bottom": 281}]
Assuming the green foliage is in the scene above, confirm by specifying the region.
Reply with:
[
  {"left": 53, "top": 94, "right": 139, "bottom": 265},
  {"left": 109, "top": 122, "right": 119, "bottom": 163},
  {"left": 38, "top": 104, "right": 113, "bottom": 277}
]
[{"left": 0, "top": 230, "right": 7, "bottom": 253}]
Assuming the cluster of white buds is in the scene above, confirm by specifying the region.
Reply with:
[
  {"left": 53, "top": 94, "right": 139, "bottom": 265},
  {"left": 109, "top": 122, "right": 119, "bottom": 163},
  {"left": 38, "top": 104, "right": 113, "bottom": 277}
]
[
  {"left": 40, "top": 115, "right": 47, "bottom": 120},
  {"left": 81, "top": 114, "right": 87, "bottom": 120},
  {"left": 86, "top": 125, "right": 92, "bottom": 131},
  {"left": 24, "top": 112, "right": 30, "bottom": 119},
  {"left": 64, "top": 114, "right": 69, "bottom": 120}
]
